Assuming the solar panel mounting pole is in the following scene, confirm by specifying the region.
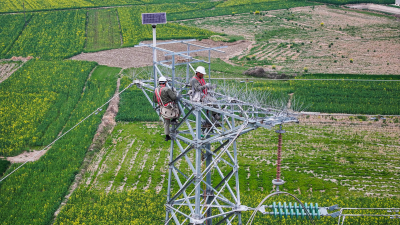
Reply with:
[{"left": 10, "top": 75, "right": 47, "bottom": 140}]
[
  {"left": 141, "top": 12, "right": 167, "bottom": 90},
  {"left": 152, "top": 24, "right": 157, "bottom": 90}
]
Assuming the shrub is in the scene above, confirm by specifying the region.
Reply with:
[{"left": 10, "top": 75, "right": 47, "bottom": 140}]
[
  {"left": 304, "top": 67, "right": 308, "bottom": 72},
  {"left": 255, "top": 10, "right": 260, "bottom": 15},
  {"left": 357, "top": 116, "right": 367, "bottom": 121},
  {"left": 320, "top": 22, "right": 324, "bottom": 26},
  {"left": 350, "top": 58, "right": 353, "bottom": 63},
  {"left": 272, "top": 65, "right": 276, "bottom": 70}
]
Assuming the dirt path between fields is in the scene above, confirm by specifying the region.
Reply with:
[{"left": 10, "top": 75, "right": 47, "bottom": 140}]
[
  {"left": 52, "top": 77, "right": 121, "bottom": 220},
  {"left": 71, "top": 39, "right": 252, "bottom": 68}
]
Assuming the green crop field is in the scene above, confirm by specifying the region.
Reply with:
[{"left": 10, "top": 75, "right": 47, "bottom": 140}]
[
  {"left": 54, "top": 119, "right": 400, "bottom": 224},
  {"left": 0, "top": 159, "right": 10, "bottom": 177},
  {"left": 0, "top": 14, "right": 30, "bottom": 58},
  {"left": 85, "top": 9, "right": 122, "bottom": 52},
  {"left": 0, "top": 64, "right": 119, "bottom": 225},
  {"left": 169, "top": 1, "right": 318, "bottom": 20},
  {"left": 6, "top": 10, "right": 86, "bottom": 60},
  {"left": 0, "top": 60, "right": 96, "bottom": 156}
]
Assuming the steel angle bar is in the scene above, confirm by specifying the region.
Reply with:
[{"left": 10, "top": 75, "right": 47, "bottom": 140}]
[
  {"left": 174, "top": 60, "right": 206, "bottom": 66},
  {"left": 140, "top": 88, "right": 154, "bottom": 108},
  {"left": 168, "top": 176, "right": 195, "bottom": 204},
  {"left": 173, "top": 165, "right": 189, "bottom": 180},
  {"left": 174, "top": 107, "right": 195, "bottom": 131},
  {"left": 156, "top": 61, "right": 172, "bottom": 69},
  {"left": 215, "top": 170, "right": 234, "bottom": 190},
  {"left": 182, "top": 101, "right": 248, "bottom": 123},
  {"left": 135, "top": 39, "right": 196, "bottom": 47},
  {"left": 203, "top": 127, "right": 256, "bottom": 144},
  {"left": 173, "top": 196, "right": 196, "bottom": 204},
  {"left": 175, "top": 140, "right": 196, "bottom": 173},
  {"left": 172, "top": 213, "right": 181, "bottom": 225},
  {"left": 155, "top": 65, "right": 164, "bottom": 78},
  {"left": 172, "top": 169, "right": 195, "bottom": 214},
  {"left": 204, "top": 211, "right": 235, "bottom": 221},
  {"left": 213, "top": 140, "right": 230, "bottom": 154},
  {"left": 165, "top": 46, "right": 227, "bottom": 56},
  {"left": 169, "top": 145, "right": 193, "bottom": 166},
  {"left": 166, "top": 204, "right": 192, "bottom": 220},
  {"left": 187, "top": 42, "right": 227, "bottom": 53},
  {"left": 227, "top": 214, "right": 236, "bottom": 225},
  {"left": 176, "top": 135, "right": 194, "bottom": 145},
  {"left": 201, "top": 170, "right": 237, "bottom": 218},
  {"left": 177, "top": 103, "right": 195, "bottom": 138},
  {"left": 215, "top": 213, "right": 235, "bottom": 225},
  {"left": 199, "top": 177, "right": 233, "bottom": 203},
  {"left": 214, "top": 195, "right": 236, "bottom": 207},
  {"left": 205, "top": 148, "right": 234, "bottom": 168},
  {"left": 214, "top": 166, "right": 237, "bottom": 201}
]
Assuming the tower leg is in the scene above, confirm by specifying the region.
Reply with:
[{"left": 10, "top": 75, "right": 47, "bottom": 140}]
[
  {"left": 166, "top": 137, "right": 174, "bottom": 224},
  {"left": 195, "top": 109, "right": 202, "bottom": 220}
]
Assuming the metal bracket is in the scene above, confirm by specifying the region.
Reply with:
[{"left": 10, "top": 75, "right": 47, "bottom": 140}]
[{"left": 234, "top": 205, "right": 249, "bottom": 212}]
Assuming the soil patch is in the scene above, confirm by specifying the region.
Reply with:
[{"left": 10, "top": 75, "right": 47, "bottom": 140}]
[
  {"left": 348, "top": 3, "right": 400, "bottom": 14},
  {"left": 71, "top": 39, "right": 251, "bottom": 68},
  {"left": 4, "top": 149, "right": 48, "bottom": 164}
]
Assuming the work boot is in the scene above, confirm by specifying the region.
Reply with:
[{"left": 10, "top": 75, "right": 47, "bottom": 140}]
[{"left": 165, "top": 135, "right": 171, "bottom": 141}]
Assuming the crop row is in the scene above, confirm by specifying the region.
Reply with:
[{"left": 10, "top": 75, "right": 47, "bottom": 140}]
[
  {"left": 85, "top": 9, "right": 122, "bottom": 52},
  {"left": 289, "top": 79, "right": 400, "bottom": 115},
  {"left": 6, "top": 10, "right": 87, "bottom": 60},
  {"left": 0, "top": 60, "right": 96, "bottom": 156},
  {"left": 55, "top": 189, "right": 400, "bottom": 224},
  {"left": 168, "top": 1, "right": 318, "bottom": 20},
  {"left": 0, "top": 14, "right": 30, "bottom": 58},
  {"left": 0, "top": 0, "right": 213, "bottom": 13},
  {"left": 0, "top": 63, "right": 119, "bottom": 224},
  {"left": 1, "top": 4, "right": 219, "bottom": 59},
  {"left": 54, "top": 120, "right": 400, "bottom": 224},
  {"left": 116, "top": 77, "right": 159, "bottom": 122}
]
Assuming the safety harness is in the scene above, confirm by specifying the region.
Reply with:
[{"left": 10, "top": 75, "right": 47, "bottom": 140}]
[
  {"left": 155, "top": 86, "right": 171, "bottom": 107},
  {"left": 193, "top": 76, "right": 207, "bottom": 96}
]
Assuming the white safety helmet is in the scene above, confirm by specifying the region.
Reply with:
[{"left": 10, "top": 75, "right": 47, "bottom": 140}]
[
  {"left": 159, "top": 76, "right": 167, "bottom": 83},
  {"left": 195, "top": 66, "right": 206, "bottom": 75}
]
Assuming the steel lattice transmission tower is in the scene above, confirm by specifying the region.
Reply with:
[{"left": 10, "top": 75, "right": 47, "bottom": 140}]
[
  {"left": 134, "top": 38, "right": 297, "bottom": 224},
  {"left": 134, "top": 13, "right": 298, "bottom": 224}
]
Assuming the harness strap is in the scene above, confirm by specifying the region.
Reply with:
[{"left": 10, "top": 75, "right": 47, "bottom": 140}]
[
  {"left": 193, "top": 76, "right": 207, "bottom": 95},
  {"left": 155, "top": 87, "right": 171, "bottom": 107}
]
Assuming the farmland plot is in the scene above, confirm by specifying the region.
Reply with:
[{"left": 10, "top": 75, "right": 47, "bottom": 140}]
[
  {"left": 6, "top": 10, "right": 86, "bottom": 60},
  {"left": 181, "top": 5, "right": 400, "bottom": 75},
  {"left": 0, "top": 60, "right": 96, "bottom": 156},
  {"left": 0, "top": 64, "right": 118, "bottom": 225},
  {"left": 56, "top": 117, "right": 400, "bottom": 224},
  {"left": 0, "top": 14, "right": 29, "bottom": 58},
  {"left": 85, "top": 9, "right": 122, "bottom": 52}
]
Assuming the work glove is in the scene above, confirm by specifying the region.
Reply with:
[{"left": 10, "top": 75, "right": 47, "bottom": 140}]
[{"left": 205, "top": 83, "right": 212, "bottom": 89}]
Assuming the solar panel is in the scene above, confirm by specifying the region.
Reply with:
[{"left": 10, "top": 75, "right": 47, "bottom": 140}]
[{"left": 142, "top": 13, "right": 167, "bottom": 25}]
